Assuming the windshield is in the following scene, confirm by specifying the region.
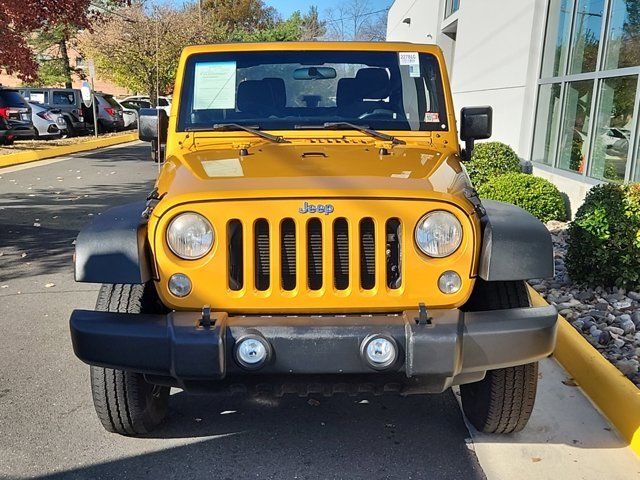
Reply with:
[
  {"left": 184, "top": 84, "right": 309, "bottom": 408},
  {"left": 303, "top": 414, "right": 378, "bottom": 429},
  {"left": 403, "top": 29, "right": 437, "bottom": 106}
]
[{"left": 177, "top": 50, "right": 448, "bottom": 132}]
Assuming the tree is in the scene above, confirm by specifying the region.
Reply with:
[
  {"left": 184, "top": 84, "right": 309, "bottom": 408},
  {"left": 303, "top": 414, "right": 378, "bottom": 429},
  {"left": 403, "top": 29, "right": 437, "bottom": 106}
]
[
  {"left": 300, "top": 6, "right": 326, "bottom": 41},
  {"left": 0, "top": 0, "right": 127, "bottom": 82},
  {"left": 323, "top": 0, "right": 388, "bottom": 41},
  {"left": 203, "top": 0, "right": 278, "bottom": 33},
  {"left": 78, "top": 4, "right": 226, "bottom": 105}
]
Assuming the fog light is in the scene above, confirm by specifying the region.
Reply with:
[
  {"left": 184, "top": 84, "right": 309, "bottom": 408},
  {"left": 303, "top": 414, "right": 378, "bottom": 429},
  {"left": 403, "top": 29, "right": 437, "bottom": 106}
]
[
  {"left": 362, "top": 335, "right": 398, "bottom": 369},
  {"left": 438, "top": 271, "right": 462, "bottom": 294},
  {"left": 168, "top": 273, "right": 192, "bottom": 297},
  {"left": 235, "top": 335, "right": 270, "bottom": 369}
]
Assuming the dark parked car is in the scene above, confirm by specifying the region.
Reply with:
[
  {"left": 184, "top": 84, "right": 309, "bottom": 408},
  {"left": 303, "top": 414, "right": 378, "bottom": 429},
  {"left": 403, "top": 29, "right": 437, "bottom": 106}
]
[
  {"left": 0, "top": 88, "right": 36, "bottom": 142},
  {"left": 19, "top": 88, "right": 88, "bottom": 136},
  {"left": 0, "top": 116, "right": 15, "bottom": 146},
  {"left": 83, "top": 93, "right": 124, "bottom": 132}
]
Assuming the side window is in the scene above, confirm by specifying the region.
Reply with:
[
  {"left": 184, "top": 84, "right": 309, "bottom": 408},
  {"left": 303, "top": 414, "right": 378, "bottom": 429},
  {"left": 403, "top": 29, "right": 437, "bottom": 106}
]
[
  {"left": 158, "top": 98, "right": 169, "bottom": 106},
  {"left": 52, "top": 92, "right": 75, "bottom": 105}
]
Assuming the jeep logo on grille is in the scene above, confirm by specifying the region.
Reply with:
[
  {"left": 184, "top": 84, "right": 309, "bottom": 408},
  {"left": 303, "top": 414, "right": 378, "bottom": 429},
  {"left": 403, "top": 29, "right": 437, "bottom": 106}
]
[{"left": 299, "top": 202, "right": 334, "bottom": 215}]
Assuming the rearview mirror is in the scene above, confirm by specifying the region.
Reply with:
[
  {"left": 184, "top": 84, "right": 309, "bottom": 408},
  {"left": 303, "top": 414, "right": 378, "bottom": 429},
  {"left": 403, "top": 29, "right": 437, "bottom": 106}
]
[
  {"left": 138, "top": 108, "right": 168, "bottom": 143},
  {"left": 293, "top": 66, "right": 337, "bottom": 80},
  {"left": 460, "top": 106, "right": 492, "bottom": 160}
]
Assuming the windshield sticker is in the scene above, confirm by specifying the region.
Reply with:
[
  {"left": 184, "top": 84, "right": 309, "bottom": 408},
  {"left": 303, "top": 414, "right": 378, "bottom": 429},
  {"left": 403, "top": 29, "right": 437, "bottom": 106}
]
[
  {"left": 399, "top": 51, "right": 420, "bottom": 77},
  {"left": 424, "top": 112, "right": 440, "bottom": 123},
  {"left": 202, "top": 158, "right": 244, "bottom": 177},
  {"left": 194, "top": 61, "right": 237, "bottom": 110}
]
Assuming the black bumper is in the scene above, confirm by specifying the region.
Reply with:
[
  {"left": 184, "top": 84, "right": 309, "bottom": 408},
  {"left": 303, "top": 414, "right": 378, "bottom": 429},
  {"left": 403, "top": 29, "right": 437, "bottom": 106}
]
[{"left": 70, "top": 305, "right": 557, "bottom": 392}]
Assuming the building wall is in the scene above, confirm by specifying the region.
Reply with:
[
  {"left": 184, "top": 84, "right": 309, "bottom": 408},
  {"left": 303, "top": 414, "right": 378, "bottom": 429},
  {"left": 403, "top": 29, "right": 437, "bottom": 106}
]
[{"left": 0, "top": 45, "right": 131, "bottom": 97}]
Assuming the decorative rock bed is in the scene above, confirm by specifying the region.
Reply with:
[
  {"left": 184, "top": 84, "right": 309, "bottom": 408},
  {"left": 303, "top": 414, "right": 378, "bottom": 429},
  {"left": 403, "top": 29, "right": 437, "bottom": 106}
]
[{"left": 528, "top": 221, "right": 640, "bottom": 389}]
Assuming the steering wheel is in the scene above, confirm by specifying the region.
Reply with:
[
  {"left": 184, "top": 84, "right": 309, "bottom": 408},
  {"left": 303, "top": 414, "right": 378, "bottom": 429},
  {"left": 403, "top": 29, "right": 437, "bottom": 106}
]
[{"left": 358, "top": 108, "right": 396, "bottom": 120}]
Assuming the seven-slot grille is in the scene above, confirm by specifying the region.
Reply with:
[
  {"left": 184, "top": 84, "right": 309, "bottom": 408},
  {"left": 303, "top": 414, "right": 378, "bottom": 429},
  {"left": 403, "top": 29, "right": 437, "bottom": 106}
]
[{"left": 227, "top": 217, "right": 402, "bottom": 292}]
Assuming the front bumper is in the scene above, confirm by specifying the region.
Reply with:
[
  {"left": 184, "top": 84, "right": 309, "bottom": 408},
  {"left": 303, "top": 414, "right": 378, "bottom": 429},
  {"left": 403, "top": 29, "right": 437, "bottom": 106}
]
[{"left": 70, "top": 304, "right": 557, "bottom": 393}]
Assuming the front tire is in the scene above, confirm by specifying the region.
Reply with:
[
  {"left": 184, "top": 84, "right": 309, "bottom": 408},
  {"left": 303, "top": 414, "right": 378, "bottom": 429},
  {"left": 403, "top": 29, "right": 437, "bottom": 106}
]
[
  {"left": 460, "top": 280, "right": 539, "bottom": 434},
  {"left": 89, "top": 284, "right": 169, "bottom": 435}
]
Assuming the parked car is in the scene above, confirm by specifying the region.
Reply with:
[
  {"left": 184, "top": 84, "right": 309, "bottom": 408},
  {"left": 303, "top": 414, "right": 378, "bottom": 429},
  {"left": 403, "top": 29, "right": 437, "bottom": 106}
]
[
  {"left": 121, "top": 95, "right": 171, "bottom": 114},
  {"left": 0, "top": 116, "right": 15, "bottom": 146},
  {"left": 83, "top": 93, "right": 125, "bottom": 132},
  {"left": 29, "top": 102, "right": 68, "bottom": 139},
  {"left": 19, "top": 88, "right": 88, "bottom": 136},
  {"left": 116, "top": 99, "right": 138, "bottom": 129},
  {"left": 0, "top": 88, "right": 36, "bottom": 142},
  {"left": 119, "top": 99, "right": 151, "bottom": 111}
]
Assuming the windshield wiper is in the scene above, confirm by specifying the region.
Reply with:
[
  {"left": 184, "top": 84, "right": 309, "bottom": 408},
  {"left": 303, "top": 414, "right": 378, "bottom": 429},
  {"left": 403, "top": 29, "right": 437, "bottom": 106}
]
[
  {"left": 186, "top": 123, "right": 286, "bottom": 143},
  {"left": 298, "top": 122, "right": 402, "bottom": 144}
]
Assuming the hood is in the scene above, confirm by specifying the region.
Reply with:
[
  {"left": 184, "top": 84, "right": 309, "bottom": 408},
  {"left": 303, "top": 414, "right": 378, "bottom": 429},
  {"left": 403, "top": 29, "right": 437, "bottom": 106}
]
[{"left": 154, "top": 142, "right": 473, "bottom": 217}]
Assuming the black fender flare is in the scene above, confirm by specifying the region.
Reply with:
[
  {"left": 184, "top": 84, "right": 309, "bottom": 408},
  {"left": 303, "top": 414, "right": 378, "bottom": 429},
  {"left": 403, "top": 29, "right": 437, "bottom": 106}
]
[
  {"left": 74, "top": 201, "right": 152, "bottom": 284},
  {"left": 478, "top": 200, "right": 554, "bottom": 281}
]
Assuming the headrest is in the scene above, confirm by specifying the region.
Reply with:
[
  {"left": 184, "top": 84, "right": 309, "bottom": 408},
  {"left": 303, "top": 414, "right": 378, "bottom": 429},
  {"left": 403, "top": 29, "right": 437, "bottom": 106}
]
[
  {"left": 336, "top": 78, "right": 357, "bottom": 108},
  {"left": 355, "top": 68, "right": 391, "bottom": 100},
  {"left": 237, "top": 80, "right": 275, "bottom": 114},
  {"left": 262, "top": 77, "right": 286, "bottom": 108}
]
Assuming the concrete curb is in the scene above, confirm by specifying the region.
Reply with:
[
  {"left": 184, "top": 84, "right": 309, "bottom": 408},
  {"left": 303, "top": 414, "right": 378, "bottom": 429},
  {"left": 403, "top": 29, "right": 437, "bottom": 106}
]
[
  {"left": 529, "top": 286, "right": 640, "bottom": 457},
  {"left": 0, "top": 133, "right": 139, "bottom": 169}
]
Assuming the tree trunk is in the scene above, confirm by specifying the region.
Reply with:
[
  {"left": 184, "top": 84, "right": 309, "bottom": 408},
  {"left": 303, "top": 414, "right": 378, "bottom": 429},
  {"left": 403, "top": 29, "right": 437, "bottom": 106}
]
[{"left": 59, "top": 36, "right": 73, "bottom": 88}]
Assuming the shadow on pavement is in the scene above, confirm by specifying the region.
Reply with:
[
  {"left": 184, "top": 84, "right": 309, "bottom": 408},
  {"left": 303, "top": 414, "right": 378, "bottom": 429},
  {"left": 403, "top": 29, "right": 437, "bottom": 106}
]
[
  {"left": 0, "top": 180, "right": 153, "bottom": 282},
  {"left": 34, "top": 391, "right": 486, "bottom": 480}
]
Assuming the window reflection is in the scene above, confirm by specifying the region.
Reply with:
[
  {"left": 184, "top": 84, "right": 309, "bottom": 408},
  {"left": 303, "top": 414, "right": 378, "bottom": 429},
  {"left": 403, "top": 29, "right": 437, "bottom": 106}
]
[
  {"left": 604, "top": 0, "right": 640, "bottom": 70},
  {"left": 569, "top": 0, "right": 605, "bottom": 74},
  {"left": 541, "top": 0, "right": 574, "bottom": 78},
  {"left": 557, "top": 80, "right": 595, "bottom": 173},
  {"left": 532, "top": 83, "right": 563, "bottom": 165},
  {"left": 590, "top": 75, "right": 637, "bottom": 182}
]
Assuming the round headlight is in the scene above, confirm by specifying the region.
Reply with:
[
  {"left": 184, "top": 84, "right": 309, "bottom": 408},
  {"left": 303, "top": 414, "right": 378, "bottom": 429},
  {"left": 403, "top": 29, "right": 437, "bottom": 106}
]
[
  {"left": 415, "top": 211, "right": 462, "bottom": 258},
  {"left": 167, "top": 212, "right": 214, "bottom": 260}
]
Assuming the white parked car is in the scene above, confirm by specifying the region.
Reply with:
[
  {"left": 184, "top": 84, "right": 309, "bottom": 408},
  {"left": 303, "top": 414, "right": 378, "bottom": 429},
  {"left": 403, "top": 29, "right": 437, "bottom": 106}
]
[
  {"left": 29, "top": 102, "right": 68, "bottom": 139},
  {"left": 121, "top": 95, "right": 171, "bottom": 115},
  {"left": 116, "top": 100, "right": 138, "bottom": 129}
]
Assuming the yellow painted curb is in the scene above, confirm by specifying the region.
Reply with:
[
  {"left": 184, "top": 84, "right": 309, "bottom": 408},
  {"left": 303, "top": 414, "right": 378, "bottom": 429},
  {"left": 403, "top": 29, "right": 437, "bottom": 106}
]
[
  {"left": 529, "top": 286, "right": 640, "bottom": 457},
  {"left": 0, "top": 133, "right": 139, "bottom": 169}
]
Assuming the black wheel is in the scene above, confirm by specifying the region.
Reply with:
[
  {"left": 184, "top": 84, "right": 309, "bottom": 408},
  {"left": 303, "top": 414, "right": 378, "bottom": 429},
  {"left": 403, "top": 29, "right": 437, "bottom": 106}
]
[
  {"left": 64, "top": 117, "right": 76, "bottom": 137},
  {"left": 460, "top": 280, "right": 538, "bottom": 434},
  {"left": 89, "top": 284, "right": 169, "bottom": 436}
]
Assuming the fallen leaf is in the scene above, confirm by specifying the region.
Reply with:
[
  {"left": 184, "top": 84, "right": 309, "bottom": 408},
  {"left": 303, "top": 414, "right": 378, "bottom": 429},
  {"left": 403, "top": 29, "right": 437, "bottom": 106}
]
[
  {"left": 21, "top": 252, "right": 27, "bottom": 258},
  {"left": 358, "top": 399, "right": 369, "bottom": 404},
  {"left": 307, "top": 399, "right": 320, "bottom": 407},
  {"left": 531, "top": 457, "right": 542, "bottom": 463},
  {"left": 562, "top": 378, "right": 578, "bottom": 387},
  {"left": 1, "top": 285, "right": 8, "bottom": 289},
  {"left": 44, "top": 283, "right": 55, "bottom": 288}
]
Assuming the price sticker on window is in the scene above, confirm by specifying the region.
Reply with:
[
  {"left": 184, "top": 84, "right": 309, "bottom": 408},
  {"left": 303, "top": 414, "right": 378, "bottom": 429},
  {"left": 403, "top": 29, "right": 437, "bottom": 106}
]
[{"left": 399, "top": 52, "right": 420, "bottom": 77}]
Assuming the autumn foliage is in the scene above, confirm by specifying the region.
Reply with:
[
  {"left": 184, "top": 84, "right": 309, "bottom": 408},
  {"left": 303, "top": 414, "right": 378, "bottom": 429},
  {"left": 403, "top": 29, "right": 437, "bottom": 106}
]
[{"left": 0, "top": 0, "right": 124, "bottom": 81}]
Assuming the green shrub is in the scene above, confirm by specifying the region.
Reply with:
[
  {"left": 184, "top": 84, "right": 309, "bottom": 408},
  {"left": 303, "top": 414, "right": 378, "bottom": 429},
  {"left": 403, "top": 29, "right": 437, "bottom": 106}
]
[
  {"left": 466, "top": 142, "right": 521, "bottom": 186},
  {"left": 477, "top": 173, "right": 567, "bottom": 222},
  {"left": 566, "top": 183, "right": 640, "bottom": 289}
]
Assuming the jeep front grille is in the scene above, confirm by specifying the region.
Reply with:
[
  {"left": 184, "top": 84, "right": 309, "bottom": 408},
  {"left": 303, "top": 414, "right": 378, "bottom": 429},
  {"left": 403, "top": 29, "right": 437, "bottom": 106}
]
[{"left": 227, "top": 216, "right": 402, "bottom": 293}]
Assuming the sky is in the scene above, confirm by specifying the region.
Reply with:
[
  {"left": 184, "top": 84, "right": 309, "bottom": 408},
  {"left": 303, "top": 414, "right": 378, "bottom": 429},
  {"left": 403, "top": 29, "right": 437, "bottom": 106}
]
[{"left": 265, "top": 0, "right": 392, "bottom": 18}]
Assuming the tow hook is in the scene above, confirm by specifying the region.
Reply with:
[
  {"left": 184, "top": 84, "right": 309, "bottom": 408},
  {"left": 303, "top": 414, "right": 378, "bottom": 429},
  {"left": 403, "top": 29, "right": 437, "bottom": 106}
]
[
  {"left": 142, "top": 187, "right": 165, "bottom": 219},
  {"left": 199, "top": 305, "right": 212, "bottom": 329},
  {"left": 415, "top": 303, "right": 432, "bottom": 325}
]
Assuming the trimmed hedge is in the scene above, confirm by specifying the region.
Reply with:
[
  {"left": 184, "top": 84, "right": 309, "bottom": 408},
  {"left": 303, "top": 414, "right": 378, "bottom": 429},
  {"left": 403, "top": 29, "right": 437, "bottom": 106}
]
[
  {"left": 566, "top": 183, "right": 640, "bottom": 289},
  {"left": 477, "top": 172, "right": 567, "bottom": 222},
  {"left": 466, "top": 142, "right": 521, "bottom": 186}
]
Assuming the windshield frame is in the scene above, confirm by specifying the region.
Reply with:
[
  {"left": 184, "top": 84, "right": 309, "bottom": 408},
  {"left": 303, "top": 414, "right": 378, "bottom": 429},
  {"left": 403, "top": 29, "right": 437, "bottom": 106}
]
[{"left": 176, "top": 49, "right": 449, "bottom": 134}]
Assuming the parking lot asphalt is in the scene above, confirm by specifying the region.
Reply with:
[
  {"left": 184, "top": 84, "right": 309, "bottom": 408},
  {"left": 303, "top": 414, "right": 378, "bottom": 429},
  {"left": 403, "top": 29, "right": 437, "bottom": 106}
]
[{"left": 0, "top": 142, "right": 638, "bottom": 480}]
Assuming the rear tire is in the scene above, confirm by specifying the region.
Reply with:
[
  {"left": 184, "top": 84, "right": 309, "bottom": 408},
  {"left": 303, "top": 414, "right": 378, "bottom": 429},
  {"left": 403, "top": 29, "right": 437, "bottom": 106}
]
[
  {"left": 89, "top": 284, "right": 169, "bottom": 436},
  {"left": 460, "top": 280, "right": 538, "bottom": 434}
]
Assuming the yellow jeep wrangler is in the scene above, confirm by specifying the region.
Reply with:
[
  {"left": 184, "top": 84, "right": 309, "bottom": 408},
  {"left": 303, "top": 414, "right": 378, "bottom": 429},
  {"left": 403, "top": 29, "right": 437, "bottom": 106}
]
[{"left": 70, "top": 42, "right": 557, "bottom": 436}]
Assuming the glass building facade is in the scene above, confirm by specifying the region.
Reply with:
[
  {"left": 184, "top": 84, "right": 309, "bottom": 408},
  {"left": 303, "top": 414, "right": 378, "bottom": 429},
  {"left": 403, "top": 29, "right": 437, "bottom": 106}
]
[{"left": 532, "top": 0, "right": 640, "bottom": 183}]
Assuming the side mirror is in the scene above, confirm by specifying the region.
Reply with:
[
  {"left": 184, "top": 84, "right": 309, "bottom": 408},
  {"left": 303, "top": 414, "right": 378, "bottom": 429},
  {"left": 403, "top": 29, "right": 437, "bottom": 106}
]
[
  {"left": 138, "top": 108, "right": 168, "bottom": 143},
  {"left": 460, "top": 106, "right": 492, "bottom": 160}
]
